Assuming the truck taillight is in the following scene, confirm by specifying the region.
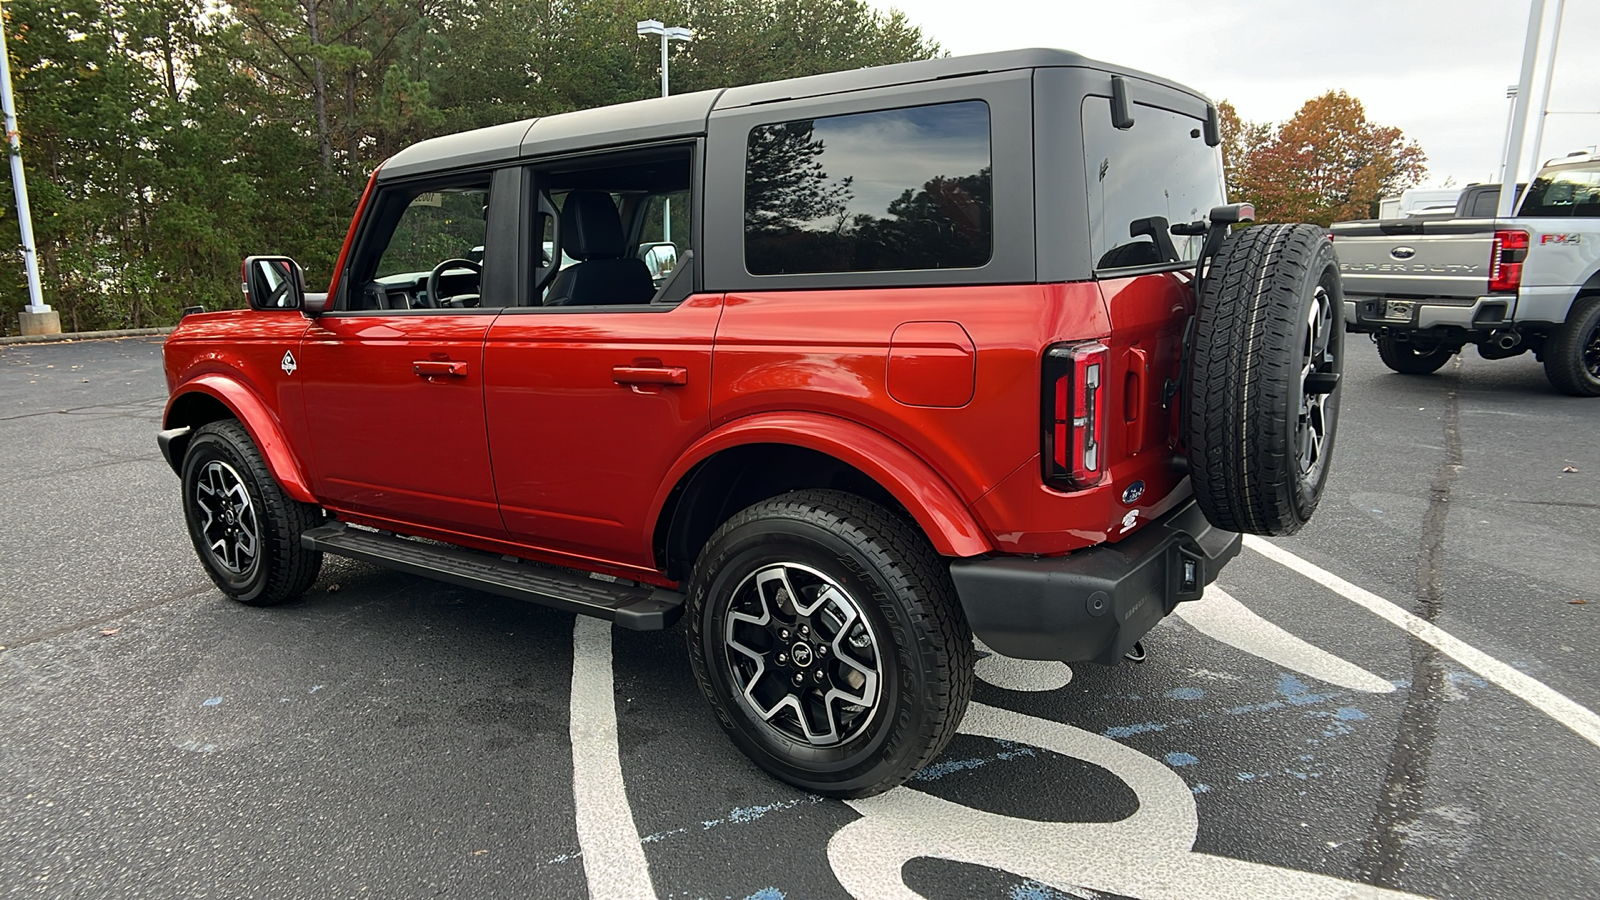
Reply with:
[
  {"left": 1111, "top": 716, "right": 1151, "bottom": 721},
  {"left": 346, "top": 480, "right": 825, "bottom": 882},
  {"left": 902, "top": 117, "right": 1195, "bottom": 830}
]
[
  {"left": 1489, "top": 229, "right": 1529, "bottom": 293},
  {"left": 1042, "top": 341, "right": 1109, "bottom": 490}
]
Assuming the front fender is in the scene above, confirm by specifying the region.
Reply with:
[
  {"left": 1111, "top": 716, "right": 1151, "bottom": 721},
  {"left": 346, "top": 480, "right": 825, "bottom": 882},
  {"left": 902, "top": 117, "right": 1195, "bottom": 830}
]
[
  {"left": 651, "top": 411, "right": 993, "bottom": 558},
  {"left": 163, "top": 374, "right": 317, "bottom": 504}
]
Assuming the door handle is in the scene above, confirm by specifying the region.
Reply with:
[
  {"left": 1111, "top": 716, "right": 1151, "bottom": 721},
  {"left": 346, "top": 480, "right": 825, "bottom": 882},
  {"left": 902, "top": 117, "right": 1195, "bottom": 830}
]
[
  {"left": 413, "top": 360, "right": 468, "bottom": 378},
  {"left": 612, "top": 365, "right": 688, "bottom": 386}
]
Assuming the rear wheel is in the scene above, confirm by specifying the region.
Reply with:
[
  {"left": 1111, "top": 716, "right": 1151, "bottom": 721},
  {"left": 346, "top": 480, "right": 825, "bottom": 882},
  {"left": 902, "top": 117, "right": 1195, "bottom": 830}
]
[
  {"left": 181, "top": 420, "right": 324, "bottom": 605},
  {"left": 685, "top": 490, "right": 971, "bottom": 798},
  {"left": 1376, "top": 333, "right": 1455, "bottom": 375},
  {"left": 1186, "top": 223, "right": 1344, "bottom": 537},
  {"left": 1543, "top": 295, "right": 1600, "bottom": 396}
]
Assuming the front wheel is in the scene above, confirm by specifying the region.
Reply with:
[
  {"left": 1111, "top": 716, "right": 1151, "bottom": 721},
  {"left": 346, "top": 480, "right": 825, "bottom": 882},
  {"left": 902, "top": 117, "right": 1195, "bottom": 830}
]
[
  {"left": 180, "top": 420, "right": 324, "bottom": 605},
  {"left": 1376, "top": 333, "right": 1456, "bottom": 375},
  {"left": 1543, "top": 295, "right": 1600, "bottom": 396},
  {"left": 685, "top": 490, "right": 972, "bottom": 798}
]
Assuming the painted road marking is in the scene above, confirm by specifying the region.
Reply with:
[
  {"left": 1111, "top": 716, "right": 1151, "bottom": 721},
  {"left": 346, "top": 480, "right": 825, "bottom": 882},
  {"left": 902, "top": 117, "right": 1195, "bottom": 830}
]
[
  {"left": 570, "top": 616, "right": 657, "bottom": 900},
  {"left": 1244, "top": 535, "right": 1600, "bottom": 751},
  {"left": 1176, "top": 586, "right": 1396, "bottom": 694},
  {"left": 830, "top": 703, "right": 1432, "bottom": 900}
]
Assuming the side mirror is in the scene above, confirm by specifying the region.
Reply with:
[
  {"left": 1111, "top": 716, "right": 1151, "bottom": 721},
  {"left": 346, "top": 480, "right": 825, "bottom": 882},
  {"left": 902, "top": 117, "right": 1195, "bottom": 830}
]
[
  {"left": 243, "top": 256, "right": 306, "bottom": 311},
  {"left": 638, "top": 241, "right": 678, "bottom": 283}
]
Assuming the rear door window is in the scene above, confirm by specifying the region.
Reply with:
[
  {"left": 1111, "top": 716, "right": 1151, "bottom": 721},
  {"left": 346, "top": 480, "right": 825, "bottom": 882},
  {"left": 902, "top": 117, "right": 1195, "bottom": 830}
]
[
  {"left": 1081, "top": 98, "right": 1225, "bottom": 272},
  {"left": 744, "top": 100, "right": 992, "bottom": 275}
]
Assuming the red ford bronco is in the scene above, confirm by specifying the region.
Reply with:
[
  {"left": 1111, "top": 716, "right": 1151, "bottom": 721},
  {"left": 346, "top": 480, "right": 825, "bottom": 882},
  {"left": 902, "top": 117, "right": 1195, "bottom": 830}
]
[{"left": 159, "top": 49, "right": 1344, "bottom": 796}]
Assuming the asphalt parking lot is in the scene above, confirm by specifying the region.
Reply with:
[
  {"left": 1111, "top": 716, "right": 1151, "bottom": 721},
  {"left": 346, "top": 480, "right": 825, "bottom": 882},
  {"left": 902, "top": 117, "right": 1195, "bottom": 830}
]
[{"left": 2, "top": 335, "right": 1597, "bottom": 900}]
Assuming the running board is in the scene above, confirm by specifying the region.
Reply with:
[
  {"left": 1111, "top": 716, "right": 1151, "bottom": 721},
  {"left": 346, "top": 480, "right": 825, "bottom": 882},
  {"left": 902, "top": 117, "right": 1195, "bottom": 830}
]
[{"left": 300, "top": 522, "right": 682, "bottom": 631}]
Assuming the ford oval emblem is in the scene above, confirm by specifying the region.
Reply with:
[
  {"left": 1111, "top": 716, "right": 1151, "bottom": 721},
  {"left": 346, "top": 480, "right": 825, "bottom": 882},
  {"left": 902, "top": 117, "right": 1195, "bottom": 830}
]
[
  {"left": 1390, "top": 246, "right": 1417, "bottom": 260},
  {"left": 1121, "top": 481, "right": 1146, "bottom": 505}
]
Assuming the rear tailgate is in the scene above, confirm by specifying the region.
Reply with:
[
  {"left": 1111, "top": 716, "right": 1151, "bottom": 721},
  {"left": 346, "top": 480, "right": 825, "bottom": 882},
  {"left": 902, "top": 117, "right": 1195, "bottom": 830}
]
[{"left": 1331, "top": 218, "right": 1496, "bottom": 299}]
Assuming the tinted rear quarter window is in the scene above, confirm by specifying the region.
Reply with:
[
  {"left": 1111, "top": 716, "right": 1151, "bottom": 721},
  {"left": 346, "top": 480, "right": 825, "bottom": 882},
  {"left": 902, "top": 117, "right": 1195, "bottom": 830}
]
[
  {"left": 744, "top": 100, "right": 992, "bottom": 275},
  {"left": 1081, "top": 98, "right": 1225, "bottom": 271}
]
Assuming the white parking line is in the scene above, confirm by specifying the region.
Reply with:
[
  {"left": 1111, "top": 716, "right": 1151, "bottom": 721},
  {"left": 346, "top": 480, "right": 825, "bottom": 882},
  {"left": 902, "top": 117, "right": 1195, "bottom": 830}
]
[
  {"left": 1176, "top": 586, "right": 1395, "bottom": 693},
  {"left": 1244, "top": 535, "right": 1600, "bottom": 750},
  {"left": 570, "top": 616, "right": 658, "bottom": 900}
]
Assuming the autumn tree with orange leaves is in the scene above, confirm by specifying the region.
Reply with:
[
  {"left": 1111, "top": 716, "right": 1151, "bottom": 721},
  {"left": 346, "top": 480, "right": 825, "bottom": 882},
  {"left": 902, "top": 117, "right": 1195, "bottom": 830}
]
[{"left": 1218, "top": 92, "right": 1427, "bottom": 226}]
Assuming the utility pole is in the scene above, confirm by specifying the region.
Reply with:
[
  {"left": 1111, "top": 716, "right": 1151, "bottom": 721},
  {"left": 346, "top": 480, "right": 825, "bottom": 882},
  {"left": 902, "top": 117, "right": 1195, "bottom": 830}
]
[{"left": 0, "top": 1, "right": 58, "bottom": 335}]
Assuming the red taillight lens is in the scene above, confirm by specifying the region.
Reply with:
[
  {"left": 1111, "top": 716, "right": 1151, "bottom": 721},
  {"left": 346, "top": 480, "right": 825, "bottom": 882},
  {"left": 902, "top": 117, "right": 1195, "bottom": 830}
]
[
  {"left": 1489, "top": 229, "right": 1529, "bottom": 293},
  {"left": 1042, "top": 341, "right": 1110, "bottom": 490}
]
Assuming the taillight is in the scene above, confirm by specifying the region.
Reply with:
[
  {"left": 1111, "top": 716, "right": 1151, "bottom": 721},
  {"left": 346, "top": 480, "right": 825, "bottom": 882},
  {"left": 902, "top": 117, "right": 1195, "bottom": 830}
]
[
  {"left": 1042, "top": 341, "right": 1110, "bottom": 490},
  {"left": 1489, "top": 229, "right": 1529, "bottom": 293}
]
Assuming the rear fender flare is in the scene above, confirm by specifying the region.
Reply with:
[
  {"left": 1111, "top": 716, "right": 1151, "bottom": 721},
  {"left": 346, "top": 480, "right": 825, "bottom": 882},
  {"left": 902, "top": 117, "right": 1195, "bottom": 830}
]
[
  {"left": 651, "top": 412, "right": 992, "bottom": 559},
  {"left": 163, "top": 375, "right": 316, "bottom": 504}
]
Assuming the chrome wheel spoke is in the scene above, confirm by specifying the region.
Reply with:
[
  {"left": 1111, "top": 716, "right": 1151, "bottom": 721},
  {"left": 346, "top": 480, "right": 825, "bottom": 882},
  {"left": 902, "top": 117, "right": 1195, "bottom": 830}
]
[
  {"left": 194, "top": 460, "right": 259, "bottom": 576},
  {"left": 721, "top": 562, "right": 883, "bottom": 747}
]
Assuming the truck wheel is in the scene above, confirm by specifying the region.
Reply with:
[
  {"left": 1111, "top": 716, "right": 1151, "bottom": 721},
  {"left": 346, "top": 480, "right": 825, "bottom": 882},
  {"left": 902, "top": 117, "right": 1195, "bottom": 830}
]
[
  {"left": 684, "top": 489, "right": 972, "bottom": 798},
  {"left": 1542, "top": 295, "right": 1600, "bottom": 397},
  {"left": 1376, "top": 333, "right": 1455, "bottom": 375},
  {"left": 181, "top": 420, "right": 324, "bottom": 605},
  {"left": 1187, "top": 223, "right": 1343, "bottom": 537}
]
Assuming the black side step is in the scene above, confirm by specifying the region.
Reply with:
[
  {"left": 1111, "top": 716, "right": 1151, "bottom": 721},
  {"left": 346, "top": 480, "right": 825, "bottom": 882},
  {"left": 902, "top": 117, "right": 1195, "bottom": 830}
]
[{"left": 301, "top": 522, "right": 682, "bottom": 631}]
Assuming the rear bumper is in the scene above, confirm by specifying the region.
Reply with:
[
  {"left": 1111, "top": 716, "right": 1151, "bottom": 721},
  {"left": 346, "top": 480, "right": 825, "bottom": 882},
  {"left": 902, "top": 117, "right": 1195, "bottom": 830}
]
[
  {"left": 948, "top": 498, "right": 1240, "bottom": 665},
  {"left": 1343, "top": 295, "right": 1516, "bottom": 333}
]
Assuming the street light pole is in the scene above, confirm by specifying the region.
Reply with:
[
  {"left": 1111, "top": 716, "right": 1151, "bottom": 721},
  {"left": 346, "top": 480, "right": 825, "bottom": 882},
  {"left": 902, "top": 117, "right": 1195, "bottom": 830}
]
[
  {"left": 636, "top": 21, "right": 693, "bottom": 243},
  {"left": 1497, "top": 0, "right": 1546, "bottom": 218},
  {"left": 635, "top": 20, "right": 693, "bottom": 99},
  {"left": 0, "top": 1, "right": 57, "bottom": 335}
]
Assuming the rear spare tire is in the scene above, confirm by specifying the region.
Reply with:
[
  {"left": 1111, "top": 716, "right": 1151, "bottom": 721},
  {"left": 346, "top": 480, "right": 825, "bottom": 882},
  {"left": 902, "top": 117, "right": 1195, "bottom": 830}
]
[
  {"left": 1186, "top": 223, "right": 1343, "bottom": 536},
  {"left": 1376, "top": 333, "right": 1455, "bottom": 375}
]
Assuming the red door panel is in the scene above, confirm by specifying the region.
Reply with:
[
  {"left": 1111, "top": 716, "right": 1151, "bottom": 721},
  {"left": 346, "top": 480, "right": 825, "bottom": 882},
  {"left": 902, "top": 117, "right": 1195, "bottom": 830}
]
[
  {"left": 299, "top": 314, "right": 505, "bottom": 536},
  {"left": 482, "top": 295, "right": 723, "bottom": 568}
]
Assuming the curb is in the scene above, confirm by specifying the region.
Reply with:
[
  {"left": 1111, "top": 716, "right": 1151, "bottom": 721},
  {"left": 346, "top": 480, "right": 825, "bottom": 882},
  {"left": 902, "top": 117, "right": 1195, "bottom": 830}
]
[{"left": 0, "top": 327, "right": 173, "bottom": 346}]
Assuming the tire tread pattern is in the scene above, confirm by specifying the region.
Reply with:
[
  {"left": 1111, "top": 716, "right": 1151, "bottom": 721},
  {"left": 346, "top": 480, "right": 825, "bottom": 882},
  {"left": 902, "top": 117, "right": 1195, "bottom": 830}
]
[{"left": 1186, "top": 223, "right": 1336, "bottom": 536}]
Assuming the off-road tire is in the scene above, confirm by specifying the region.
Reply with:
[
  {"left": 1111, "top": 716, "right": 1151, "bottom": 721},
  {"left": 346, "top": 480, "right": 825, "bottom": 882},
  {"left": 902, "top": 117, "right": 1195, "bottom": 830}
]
[
  {"left": 1543, "top": 295, "right": 1600, "bottom": 397},
  {"left": 1376, "top": 333, "right": 1455, "bottom": 375},
  {"left": 1187, "top": 223, "right": 1344, "bottom": 537},
  {"left": 181, "top": 420, "right": 324, "bottom": 605},
  {"left": 685, "top": 489, "right": 972, "bottom": 798}
]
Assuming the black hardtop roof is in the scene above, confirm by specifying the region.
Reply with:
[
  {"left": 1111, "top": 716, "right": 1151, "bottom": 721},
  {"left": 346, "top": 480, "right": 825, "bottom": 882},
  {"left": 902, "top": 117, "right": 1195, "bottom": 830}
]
[{"left": 378, "top": 47, "right": 1212, "bottom": 180}]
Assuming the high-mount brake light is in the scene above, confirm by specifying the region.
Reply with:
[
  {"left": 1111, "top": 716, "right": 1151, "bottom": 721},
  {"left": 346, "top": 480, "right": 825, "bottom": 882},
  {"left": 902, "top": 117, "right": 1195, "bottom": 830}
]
[
  {"left": 1489, "top": 229, "right": 1529, "bottom": 293},
  {"left": 1042, "top": 341, "right": 1110, "bottom": 490}
]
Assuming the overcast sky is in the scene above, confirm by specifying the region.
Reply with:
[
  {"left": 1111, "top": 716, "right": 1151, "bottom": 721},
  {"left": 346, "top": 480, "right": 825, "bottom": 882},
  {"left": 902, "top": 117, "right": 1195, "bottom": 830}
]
[{"left": 878, "top": 0, "right": 1600, "bottom": 191}]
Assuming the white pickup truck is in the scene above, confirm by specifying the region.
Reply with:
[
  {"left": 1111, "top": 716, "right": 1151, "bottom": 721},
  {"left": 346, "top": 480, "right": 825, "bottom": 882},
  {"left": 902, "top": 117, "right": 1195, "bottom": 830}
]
[{"left": 1331, "top": 152, "right": 1600, "bottom": 396}]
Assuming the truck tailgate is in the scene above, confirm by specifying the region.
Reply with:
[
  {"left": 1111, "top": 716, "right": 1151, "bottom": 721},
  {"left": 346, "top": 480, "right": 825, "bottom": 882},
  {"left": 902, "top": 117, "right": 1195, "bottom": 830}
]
[{"left": 1331, "top": 218, "right": 1496, "bottom": 299}]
